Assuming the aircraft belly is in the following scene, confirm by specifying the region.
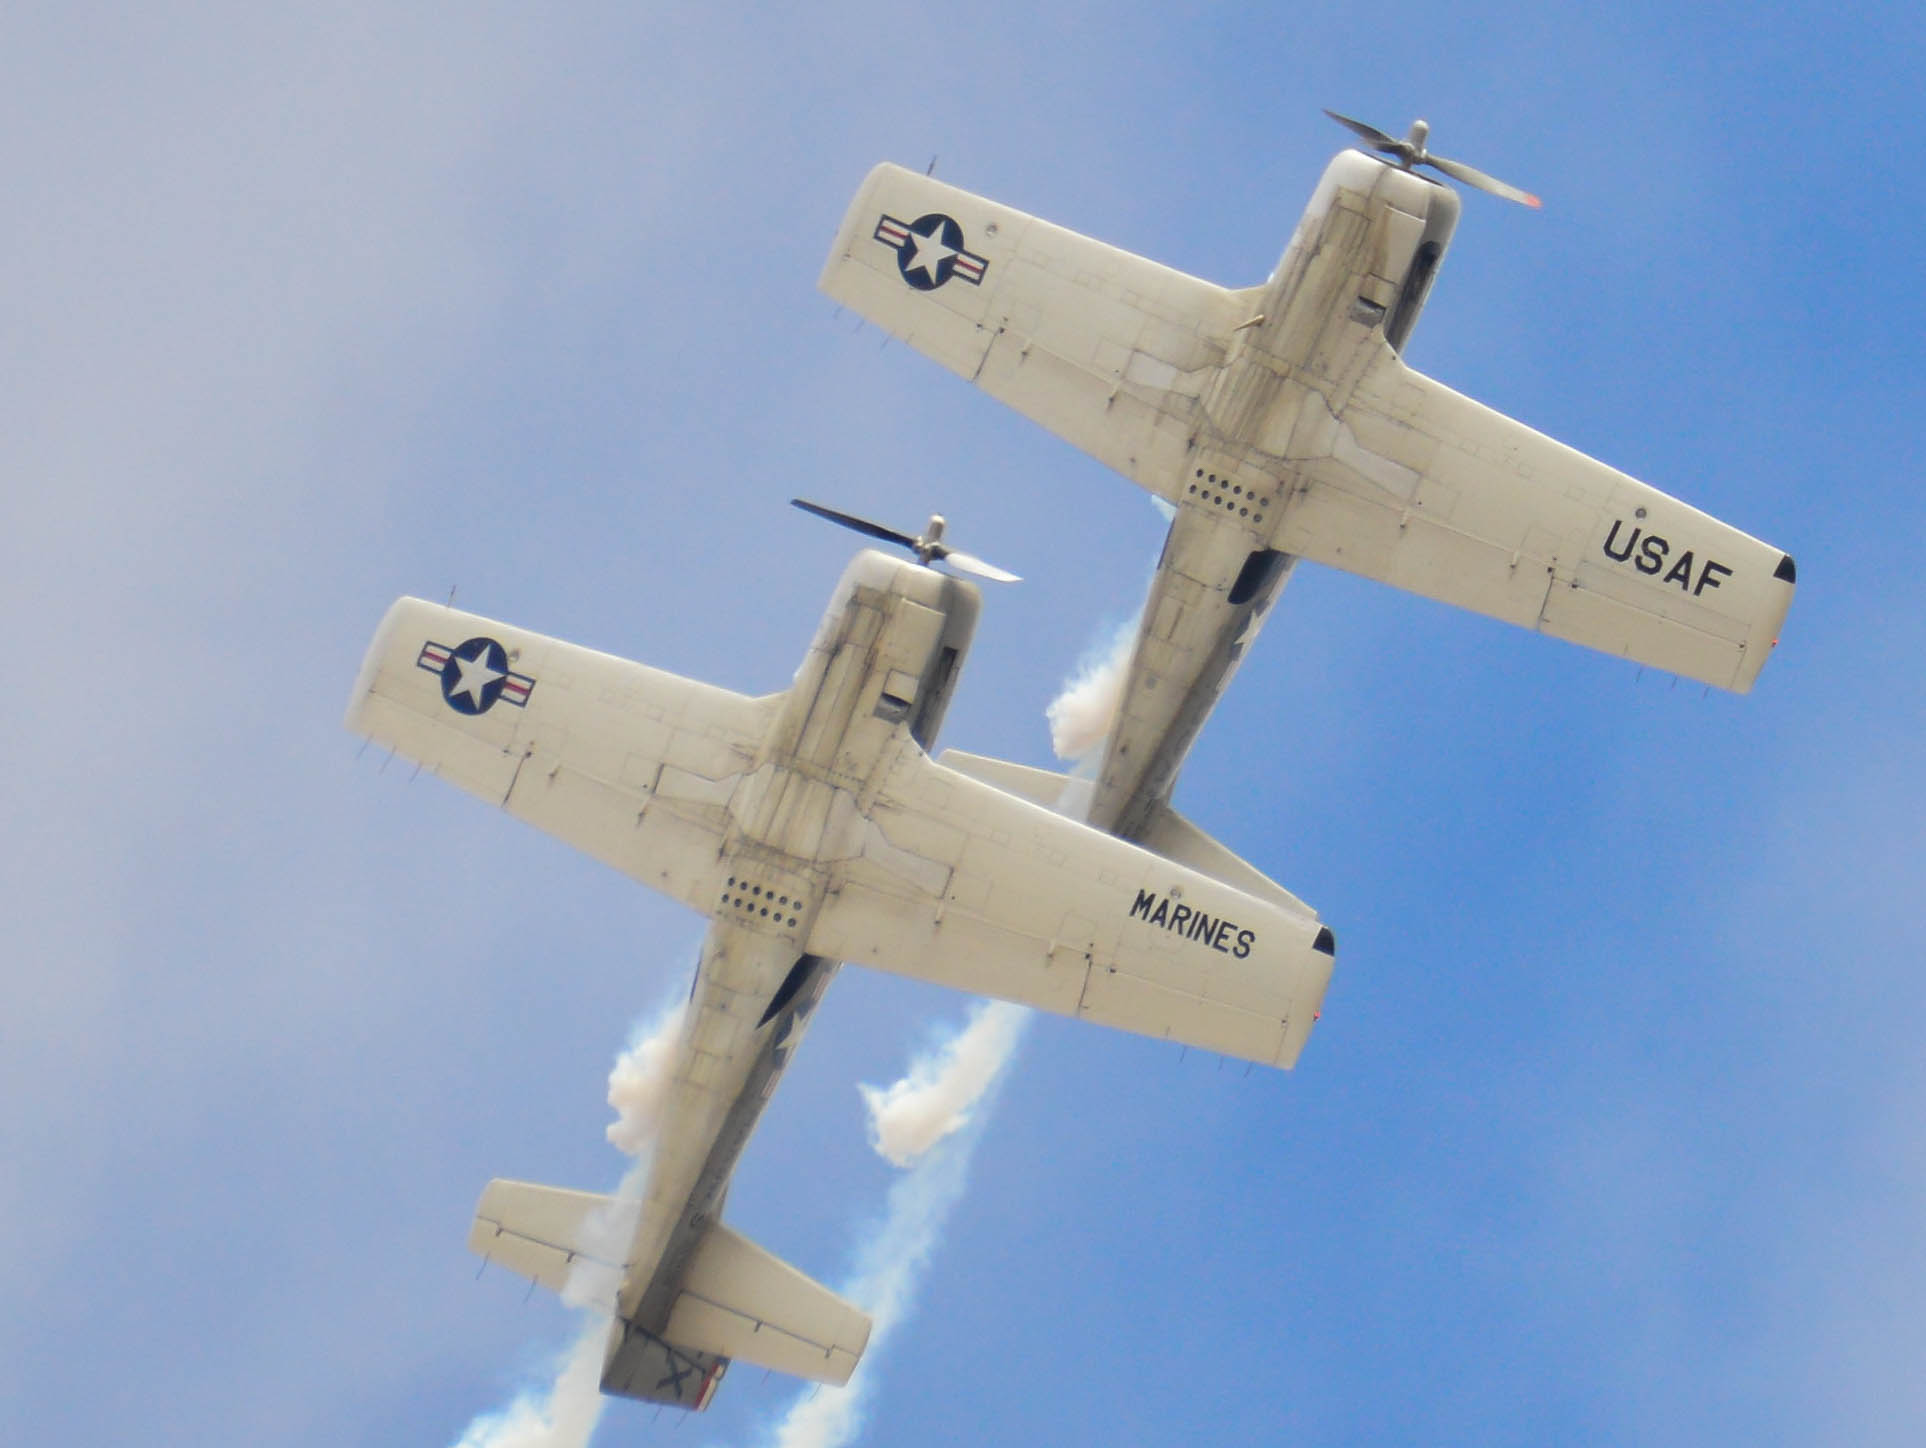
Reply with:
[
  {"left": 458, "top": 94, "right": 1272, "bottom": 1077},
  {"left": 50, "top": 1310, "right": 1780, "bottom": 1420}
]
[
  {"left": 1090, "top": 510, "right": 1295, "bottom": 836},
  {"left": 617, "top": 924, "right": 820, "bottom": 1327},
  {"left": 599, "top": 559, "right": 979, "bottom": 1375}
]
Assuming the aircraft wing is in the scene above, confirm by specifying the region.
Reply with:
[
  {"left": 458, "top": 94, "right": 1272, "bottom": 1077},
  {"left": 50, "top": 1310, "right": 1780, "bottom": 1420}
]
[
  {"left": 1276, "top": 346, "right": 1798, "bottom": 691},
  {"left": 806, "top": 744, "right": 1334, "bottom": 1068},
  {"left": 346, "top": 597, "right": 775, "bottom": 915},
  {"left": 819, "top": 162, "right": 1258, "bottom": 502}
]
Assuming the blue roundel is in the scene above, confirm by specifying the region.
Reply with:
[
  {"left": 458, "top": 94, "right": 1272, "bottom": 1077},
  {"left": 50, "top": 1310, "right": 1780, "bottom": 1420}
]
[
  {"left": 897, "top": 213, "right": 967, "bottom": 291},
  {"left": 441, "top": 636, "right": 511, "bottom": 715}
]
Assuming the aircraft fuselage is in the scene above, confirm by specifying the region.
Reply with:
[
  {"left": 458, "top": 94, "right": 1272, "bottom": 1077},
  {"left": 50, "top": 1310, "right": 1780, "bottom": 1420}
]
[
  {"left": 1090, "top": 151, "right": 1459, "bottom": 834},
  {"left": 600, "top": 550, "right": 979, "bottom": 1404}
]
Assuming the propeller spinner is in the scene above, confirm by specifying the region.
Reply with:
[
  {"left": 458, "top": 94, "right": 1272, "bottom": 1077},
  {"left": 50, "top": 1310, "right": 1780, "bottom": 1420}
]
[
  {"left": 791, "top": 498, "right": 1021, "bottom": 583},
  {"left": 1324, "top": 110, "right": 1541, "bottom": 209}
]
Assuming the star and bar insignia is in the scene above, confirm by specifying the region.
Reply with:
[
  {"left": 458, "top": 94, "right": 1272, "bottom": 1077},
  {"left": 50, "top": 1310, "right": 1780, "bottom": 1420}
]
[
  {"left": 874, "top": 212, "right": 988, "bottom": 291},
  {"left": 418, "top": 636, "right": 535, "bottom": 716}
]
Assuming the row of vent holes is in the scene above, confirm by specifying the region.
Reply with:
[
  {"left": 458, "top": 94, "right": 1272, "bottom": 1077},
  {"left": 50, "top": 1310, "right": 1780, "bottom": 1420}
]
[
  {"left": 725, "top": 877, "right": 799, "bottom": 927},
  {"left": 1191, "top": 469, "right": 1267, "bottom": 523}
]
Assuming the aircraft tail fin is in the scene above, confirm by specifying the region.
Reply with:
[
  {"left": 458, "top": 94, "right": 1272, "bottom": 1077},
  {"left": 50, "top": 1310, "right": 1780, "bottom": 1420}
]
[
  {"left": 468, "top": 1180, "right": 870, "bottom": 1404},
  {"left": 939, "top": 749, "right": 1315, "bottom": 917}
]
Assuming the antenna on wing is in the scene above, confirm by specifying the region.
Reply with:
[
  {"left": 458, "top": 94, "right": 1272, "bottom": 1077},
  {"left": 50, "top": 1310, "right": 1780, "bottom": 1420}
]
[
  {"left": 791, "top": 498, "right": 1020, "bottom": 582},
  {"left": 1323, "top": 110, "right": 1541, "bottom": 209}
]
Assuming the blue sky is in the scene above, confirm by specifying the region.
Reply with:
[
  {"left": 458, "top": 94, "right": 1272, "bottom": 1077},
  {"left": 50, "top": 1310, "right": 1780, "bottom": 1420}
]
[{"left": 6, "top": 3, "right": 1923, "bottom": 1443}]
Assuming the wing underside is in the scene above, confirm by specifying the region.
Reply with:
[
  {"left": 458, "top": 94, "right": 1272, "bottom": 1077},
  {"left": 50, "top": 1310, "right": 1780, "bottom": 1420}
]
[
  {"left": 823, "top": 163, "right": 1795, "bottom": 692},
  {"left": 807, "top": 744, "right": 1334, "bottom": 1068},
  {"left": 1273, "top": 347, "right": 1796, "bottom": 691},
  {"left": 346, "top": 597, "right": 775, "bottom": 914},
  {"left": 820, "top": 162, "right": 1256, "bottom": 501}
]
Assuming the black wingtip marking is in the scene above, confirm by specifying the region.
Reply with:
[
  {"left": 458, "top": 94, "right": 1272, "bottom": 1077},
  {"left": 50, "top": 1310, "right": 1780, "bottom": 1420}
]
[
  {"left": 1774, "top": 553, "right": 1797, "bottom": 584},
  {"left": 1313, "top": 925, "right": 1336, "bottom": 957}
]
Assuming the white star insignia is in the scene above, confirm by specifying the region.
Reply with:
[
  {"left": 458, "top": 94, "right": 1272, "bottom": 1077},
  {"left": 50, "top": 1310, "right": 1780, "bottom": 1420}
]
[
  {"left": 451, "top": 647, "right": 505, "bottom": 706},
  {"left": 906, "top": 225, "right": 957, "bottom": 280}
]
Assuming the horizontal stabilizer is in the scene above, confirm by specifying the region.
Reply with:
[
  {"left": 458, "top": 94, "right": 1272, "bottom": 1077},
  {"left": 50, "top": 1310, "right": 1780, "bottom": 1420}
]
[
  {"left": 1136, "top": 801, "right": 1313, "bottom": 918},
  {"left": 467, "top": 1179, "right": 634, "bottom": 1303},
  {"left": 939, "top": 749, "right": 1079, "bottom": 811},
  {"left": 468, "top": 1181, "right": 868, "bottom": 1390},
  {"left": 665, "top": 1221, "right": 871, "bottom": 1386},
  {"left": 941, "top": 749, "right": 1314, "bottom": 916}
]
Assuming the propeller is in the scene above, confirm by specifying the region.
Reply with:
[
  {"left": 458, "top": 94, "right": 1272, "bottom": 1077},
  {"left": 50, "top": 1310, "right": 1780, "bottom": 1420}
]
[
  {"left": 790, "top": 498, "right": 1021, "bottom": 583},
  {"left": 1324, "top": 110, "right": 1541, "bottom": 210}
]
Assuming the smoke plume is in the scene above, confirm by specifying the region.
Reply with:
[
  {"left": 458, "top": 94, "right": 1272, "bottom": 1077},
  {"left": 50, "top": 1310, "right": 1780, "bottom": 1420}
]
[
  {"left": 765, "top": 1001, "right": 1032, "bottom": 1448},
  {"left": 605, "top": 1000, "right": 688, "bottom": 1156},
  {"left": 1045, "top": 618, "right": 1139, "bottom": 762},
  {"left": 769, "top": 623, "right": 1137, "bottom": 1441},
  {"left": 450, "top": 575, "right": 1153, "bottom": 1447},
  {"left": 858, "top": 1001, "right": 1029, "bottom": 1166},
  {"left": 449, "top": 1325, "right": 608, "bottom": 1448},
  {"left": 446, "top": 998, "right": 687, "bottom": 1448}
]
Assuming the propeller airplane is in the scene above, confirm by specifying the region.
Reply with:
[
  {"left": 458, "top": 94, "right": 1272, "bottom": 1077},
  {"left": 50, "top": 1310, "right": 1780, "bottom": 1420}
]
[
  {"left": 347, "top": 541, "right": 1330, "bottom": 1411},
  {"left": 820, "top": 113, "right": 1797, "bottom": 838}
]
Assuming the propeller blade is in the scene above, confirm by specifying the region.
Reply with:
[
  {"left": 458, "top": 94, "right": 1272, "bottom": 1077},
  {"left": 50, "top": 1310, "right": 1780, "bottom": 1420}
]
[
  {"left": 1425, "top": 152, "right": 1542, "bottom": 209},
  {"left": 938, "top": 549, "right": 1021, "bottom": 584},
  {"left": 1323, "top": 108, "right": 1404, "bottom": 155},
  {"left": 790, "top": 498, "right": 919, "bottom": 550}
]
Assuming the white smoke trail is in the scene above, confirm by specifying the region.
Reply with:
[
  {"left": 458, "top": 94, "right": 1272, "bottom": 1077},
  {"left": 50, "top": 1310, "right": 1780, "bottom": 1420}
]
[
  {"left": 765, "top": 1001, "right": 1031, "bottom": 1448},
  {"left": 769, "top": 618, "right": 1153, "bottom": 1444},
  {"left": 1045, "top": 617, "right": 1138, "bottom": 762},
  {"left": 449, "top": 1325, "right": 608, "bottom": 1448},
  {"left": 565, "top": 997, "right": 687, "bottom": 1309},
  {"left": 446, "top": 998, "right": 688, "bottom": 1448},
  {"left": 858, "top": 1001, "right": 1029, "bottom": 1167},
  {"left": 605, "top": 1000, "right": 688, "bottom": 1157}
]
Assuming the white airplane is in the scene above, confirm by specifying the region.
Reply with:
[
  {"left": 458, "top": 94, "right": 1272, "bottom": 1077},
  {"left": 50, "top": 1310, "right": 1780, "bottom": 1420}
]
[
  {"left": 819, "top": 114, "right": 1799, "bottom": 837},
  {"left": 346, "top": 541, "right": 1334, "bottom": 1410}
]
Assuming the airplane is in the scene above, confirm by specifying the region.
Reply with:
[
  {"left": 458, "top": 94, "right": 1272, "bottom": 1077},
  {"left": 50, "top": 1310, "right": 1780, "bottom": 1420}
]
[
  {"left": 345, "top": 538, "right": 1335, "bottom": 1410},
  {"left": 818, "top": 113, "right": 1799, "bottom": 838}
]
